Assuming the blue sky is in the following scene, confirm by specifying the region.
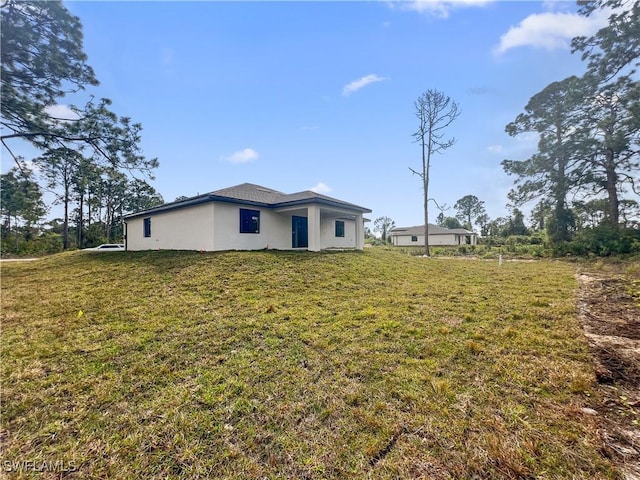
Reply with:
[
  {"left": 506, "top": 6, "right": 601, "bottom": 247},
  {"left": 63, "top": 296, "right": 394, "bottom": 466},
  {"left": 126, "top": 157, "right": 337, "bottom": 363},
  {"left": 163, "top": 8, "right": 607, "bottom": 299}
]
[{"left": 7, "top": 1, "right": 613, "bottom": 229}]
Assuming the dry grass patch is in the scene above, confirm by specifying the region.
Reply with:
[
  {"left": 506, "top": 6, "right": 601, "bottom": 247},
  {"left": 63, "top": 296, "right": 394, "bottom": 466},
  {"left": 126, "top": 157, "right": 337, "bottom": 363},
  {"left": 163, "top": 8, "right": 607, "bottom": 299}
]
[{"left": 1, "top": 249, "right": 621, "bottom": 478}]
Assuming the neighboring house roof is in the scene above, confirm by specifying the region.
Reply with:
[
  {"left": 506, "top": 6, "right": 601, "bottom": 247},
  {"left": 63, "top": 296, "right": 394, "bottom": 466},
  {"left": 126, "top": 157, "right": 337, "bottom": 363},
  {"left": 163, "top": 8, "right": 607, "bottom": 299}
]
[
  {"left": 124, "top": 183, "right": 372, "bottom": 219},
  {"left": 390, "top": 224, "right": 476, "bottom": 236}
]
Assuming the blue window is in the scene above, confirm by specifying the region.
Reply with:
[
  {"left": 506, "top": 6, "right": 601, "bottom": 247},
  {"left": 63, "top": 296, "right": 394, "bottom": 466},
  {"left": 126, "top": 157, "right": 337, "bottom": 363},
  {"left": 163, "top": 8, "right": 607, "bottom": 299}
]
[
  {"left": 143, "top": 218, "right": 151, "bottom": 237},
  {"left": 335, "top": 220, "right": 345, "bottom": 237},
  {"left": 240, "top": 209, "right": 260, "bottom": 234}
]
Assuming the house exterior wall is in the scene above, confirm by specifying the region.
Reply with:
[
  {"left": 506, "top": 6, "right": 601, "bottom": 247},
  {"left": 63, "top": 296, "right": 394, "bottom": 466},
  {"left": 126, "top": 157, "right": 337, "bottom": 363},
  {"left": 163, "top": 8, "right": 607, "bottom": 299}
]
[
  {"left": 392, "top": 233, "right": 477, "bottom": 247},
  {"left": 126, "top": 203, "right": 215, "bottom": 251},
  {"left": 126, "top": 201, "right": 366, "bottom": 252},
  {"left": 212, "top": 202, "right": 291, "bottom": 250},
  {"left": 392, "top": 234, "right": 417, "bottom": 247},
  {"left": 320, "top": 218, "right": 357, "bottom": 249}
]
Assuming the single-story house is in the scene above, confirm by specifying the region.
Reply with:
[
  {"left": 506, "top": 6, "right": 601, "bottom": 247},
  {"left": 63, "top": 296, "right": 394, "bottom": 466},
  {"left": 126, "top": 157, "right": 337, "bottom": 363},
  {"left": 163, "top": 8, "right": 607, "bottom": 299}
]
[
  {"left": 124, "top": 183, "right": 371, "bottom": 252},
  {"left": 390, "top": 224, "right": 478, "bottom": 247}
]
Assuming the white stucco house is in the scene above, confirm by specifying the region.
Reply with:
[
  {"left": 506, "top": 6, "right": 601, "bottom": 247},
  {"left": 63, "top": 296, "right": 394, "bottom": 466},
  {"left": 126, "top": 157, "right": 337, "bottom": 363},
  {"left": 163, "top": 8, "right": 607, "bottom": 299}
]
[
  {"left": 123, "top": 183, "right": 371, "bottom": 252},
  {"left": 390, "top": 224, "right": 478, "bottom": 247}
]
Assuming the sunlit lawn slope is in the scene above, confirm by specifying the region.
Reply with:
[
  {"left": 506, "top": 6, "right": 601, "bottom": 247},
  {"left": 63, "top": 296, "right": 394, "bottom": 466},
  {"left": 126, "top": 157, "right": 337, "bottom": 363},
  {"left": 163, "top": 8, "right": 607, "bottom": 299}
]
[{"left": 1, "top": 249, "right": 619, "bottom": 479}]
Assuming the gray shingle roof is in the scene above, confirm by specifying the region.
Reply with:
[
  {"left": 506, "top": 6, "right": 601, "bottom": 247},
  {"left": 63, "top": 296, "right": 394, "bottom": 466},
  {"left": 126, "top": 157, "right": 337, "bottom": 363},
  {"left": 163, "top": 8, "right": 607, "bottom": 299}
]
[
  {"left": 391, "top": 224, "right": 475, "bottom": 236},
  {"left": 210, "top": 183, "right": 369, "bottom": 211},
  {"left": 124, "top": 183, "right": 371, "bottom": 219},
  {"left": 211, "top": 183, "right": 288, "bottom": 204},
  {"left": 276, "top": 190, "right": 370, "bottom": 211}
]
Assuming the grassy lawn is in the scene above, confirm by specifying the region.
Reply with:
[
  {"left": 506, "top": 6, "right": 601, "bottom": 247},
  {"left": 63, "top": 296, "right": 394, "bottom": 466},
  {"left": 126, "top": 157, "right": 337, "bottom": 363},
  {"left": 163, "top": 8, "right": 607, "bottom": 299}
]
[{"left": 1, "top": 249, "right": 620, "bottom": 479}]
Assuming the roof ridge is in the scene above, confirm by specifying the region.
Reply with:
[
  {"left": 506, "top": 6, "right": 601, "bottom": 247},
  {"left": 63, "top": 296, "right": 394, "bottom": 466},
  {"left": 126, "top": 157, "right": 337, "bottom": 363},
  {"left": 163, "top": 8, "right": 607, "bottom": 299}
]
[
  {"left": 391, "top": 224, "right": 475, "bottom": 234},
  {"left": 212, "top": 182, "right": 285, "bottom": 195},
  {"left": 125, "top": 183, "right": 371, "bottom": 218}
]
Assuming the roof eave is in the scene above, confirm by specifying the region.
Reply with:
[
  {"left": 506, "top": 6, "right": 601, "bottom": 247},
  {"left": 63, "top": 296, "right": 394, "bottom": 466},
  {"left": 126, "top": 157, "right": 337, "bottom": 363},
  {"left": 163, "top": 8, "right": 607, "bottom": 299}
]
[
  {"left": 123, "top": 194, "right": 272, "bottom": 220},
  {"left": 274, "top": 197, "right": 371, "bottom": 213},
  {"left": 124, "top": 190, "right": 371, "bottom": 220}
]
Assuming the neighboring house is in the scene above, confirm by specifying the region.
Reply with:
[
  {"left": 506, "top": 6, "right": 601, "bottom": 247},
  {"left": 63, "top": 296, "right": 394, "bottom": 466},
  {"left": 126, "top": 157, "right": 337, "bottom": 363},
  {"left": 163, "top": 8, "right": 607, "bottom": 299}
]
[
  {"left": 390, "top": 224, "right": 478, "bottom": 247},
  {"left": 124, "top": 183, "right": 371, "bottom": 252}
]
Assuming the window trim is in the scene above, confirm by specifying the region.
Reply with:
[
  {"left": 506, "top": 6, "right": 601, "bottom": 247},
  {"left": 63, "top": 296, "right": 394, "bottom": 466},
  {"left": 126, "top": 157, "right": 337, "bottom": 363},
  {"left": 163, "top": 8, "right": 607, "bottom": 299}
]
[
  {"left": 239, "top": 208, "right": 260, "bottom": 234},
  {"left": 143, "top": 217, "right": 151, "bottom": 238},
  {"left": 411, "top": 235, "right": 418, "bottom": 242},
  {"left": 335, "top": 220, "right": 345, "bottom": 238}
]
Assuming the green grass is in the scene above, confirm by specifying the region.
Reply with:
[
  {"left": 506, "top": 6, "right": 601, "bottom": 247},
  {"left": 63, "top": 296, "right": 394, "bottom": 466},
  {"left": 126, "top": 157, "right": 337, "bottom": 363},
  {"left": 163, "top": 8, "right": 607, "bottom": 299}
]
[{"left": 1, "top": 249, "right": 620, "bottom": 479}]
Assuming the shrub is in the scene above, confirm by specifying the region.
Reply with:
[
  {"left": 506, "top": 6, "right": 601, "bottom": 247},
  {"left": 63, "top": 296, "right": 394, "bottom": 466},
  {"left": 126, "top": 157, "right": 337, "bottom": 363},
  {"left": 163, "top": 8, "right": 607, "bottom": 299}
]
[
  {"left": 560, "top": 226, "right": 640, "bottom": 256},
  {"left": 0, "top": 232, "right": 64, "bottom": 257},
  {"left": 505, "top": 235, "right": 530, "bottom": 246}
]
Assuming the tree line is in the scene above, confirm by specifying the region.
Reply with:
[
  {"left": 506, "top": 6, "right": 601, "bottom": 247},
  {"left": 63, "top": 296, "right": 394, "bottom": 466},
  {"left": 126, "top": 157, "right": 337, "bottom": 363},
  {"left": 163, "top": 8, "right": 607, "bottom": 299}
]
[
  {"left": 502, "top": 0, "right": 638, "bottom": 249},
  {"left": 371, "top": 194, "right": 530, "bottom": 245},
  {"left": 500, "top": 0, "right": 639, "bottom": 254},
  {"left": 2, "top": 0, "right": 638, "bottom": 257},
  {"left": 403, "top": 0, "right": 638, "bottom": 255},
  {"left": 1, "top": 1, "right": 163, "bottom": 255}
]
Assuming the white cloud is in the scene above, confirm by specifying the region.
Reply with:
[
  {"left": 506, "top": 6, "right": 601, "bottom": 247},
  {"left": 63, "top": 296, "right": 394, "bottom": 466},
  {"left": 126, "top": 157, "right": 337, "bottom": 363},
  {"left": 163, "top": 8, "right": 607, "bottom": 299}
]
[
  {"left": 342, "top": 74, "right": 387, "bottom": 96},
  {"left": 18, "top": 158, "right": 41, "bottom": 175},
  {"left": 391, "top": 0, "right": 494, "bottom": 19},
  {"left": 515, "top": 131, "right": 540, "bottom": 147},
  {"left": 221, "top": 148, "right": 259, "bottom": 164},
  {"left": 310, "top": 182, "right": 332, "bottom": 194},
  {"left": 494, "top": 9, "right": 609, "bottom": 55},
  {"left": 487, "top": 144, "right": 504, "bottom": 154},
  {"left": 44, "top": 104, "right": 80, "bottom": 121},
  {"left": 506, "top": 132, "right": 540, "bottom": 158}
]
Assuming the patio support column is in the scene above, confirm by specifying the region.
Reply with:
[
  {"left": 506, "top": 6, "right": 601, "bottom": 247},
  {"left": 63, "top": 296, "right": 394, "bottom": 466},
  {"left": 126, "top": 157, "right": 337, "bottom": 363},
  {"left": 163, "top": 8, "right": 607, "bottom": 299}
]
[
  {"left": 307, "top": 205, "right": 321, "bottom": 251},
  {"left": 355, "top": 213, "right": 364, "bottom": 250}
]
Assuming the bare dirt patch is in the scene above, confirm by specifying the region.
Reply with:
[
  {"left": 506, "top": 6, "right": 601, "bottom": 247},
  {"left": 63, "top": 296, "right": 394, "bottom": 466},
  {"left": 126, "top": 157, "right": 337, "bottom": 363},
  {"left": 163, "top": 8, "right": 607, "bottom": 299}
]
[{"left": 576, "top": 267, "right": 640, "bottom": 479}]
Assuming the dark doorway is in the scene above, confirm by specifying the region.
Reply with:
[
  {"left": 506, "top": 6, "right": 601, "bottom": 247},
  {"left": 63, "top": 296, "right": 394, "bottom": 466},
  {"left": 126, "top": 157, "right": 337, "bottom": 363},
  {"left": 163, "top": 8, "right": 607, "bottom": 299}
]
[{"left": 292, "top": 216, "right": 308, "bottom": 248}]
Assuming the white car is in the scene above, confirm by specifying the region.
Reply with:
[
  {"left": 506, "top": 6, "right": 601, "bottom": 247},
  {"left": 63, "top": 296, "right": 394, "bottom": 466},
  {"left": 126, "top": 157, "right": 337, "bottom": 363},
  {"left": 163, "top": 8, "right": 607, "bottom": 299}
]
[{"left": 84, "top": 244, "right": 125, "bottom": 252}]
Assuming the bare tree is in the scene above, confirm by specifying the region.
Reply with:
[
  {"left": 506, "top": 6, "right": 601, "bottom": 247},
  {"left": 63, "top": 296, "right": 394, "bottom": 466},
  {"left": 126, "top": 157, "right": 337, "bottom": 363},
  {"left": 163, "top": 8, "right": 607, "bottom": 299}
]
[
  {"left": 410, "top": 89, "right": 460, "bottom": 256},
  {"left": 374, "top": 216, "right": 395, "bottom": 244}
]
